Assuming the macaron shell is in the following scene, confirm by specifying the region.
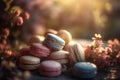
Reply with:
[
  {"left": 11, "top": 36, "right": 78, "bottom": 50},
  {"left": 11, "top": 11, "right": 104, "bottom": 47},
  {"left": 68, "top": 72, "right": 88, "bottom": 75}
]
[
  {"left": 44, "top": 40, "right": 63, "bottom": 51},
  {"left": 30, "top": 43, "right": 48, "bottom": 50},
  {"left": 20, "top": 47, "right": 30, "bottom": 56},
  {"left": 30, "top": 43, "right": 50, "bottom": 58},
  {"left": 29, "top": 51, "right": 49, "bottom": 58},
  {"left": 19, "top": 56, "right": 40, "bottom": 64},
  {"left": 68, "top": 43, "right": 85, "bottom": 66},
  {"left": 39, "top": 69, "right": 61, "bottom": 77},
  {"left": 39, "top": 60, "right": 62, "bottom": 77},
  {"left": 48, "top": 50, "right": 69, "bottom": 59},
  {"left": 68, "top": 44, "right": 77, "bottom": 65},
  {"left": 73, "top": 69, "right": 97, "bottom": 78},
  {"left": 74, "top": 43, "right": 85, "bottom": 62},
  {"left": 74, "top": 62, "right": 97, "bottom": 72},
  {"left": 63, "top": 43, "right": 70, "bottom": 51},
  {"left": 40, "top": 60, "right": 62, "bottom": 72},
  {"left": 46, "top": 34, "right": 65, "bottom": 46},
  {"left": 57, "top": 30, "right": 72, "bottom": 45},
  {"left": 28, "top": 35, "right": 42, "bottom": 45},
  {"left": 30, "top": 43, "right": 50, "bottom": 52},
  {"left": 19, "top": 64, "right": 40, "bottom": 70},
  {"left": 73, "top": 62, "right": 97, "bottom": 78},
  {"left": 44, "top": 33, "right": 65, "bottom": 51}
]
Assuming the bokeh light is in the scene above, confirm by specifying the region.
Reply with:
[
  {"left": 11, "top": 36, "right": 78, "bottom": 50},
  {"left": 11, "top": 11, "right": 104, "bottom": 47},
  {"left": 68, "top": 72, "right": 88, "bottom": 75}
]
[{"left": 2, "top": 0, "right": 120, "bottom": 41}]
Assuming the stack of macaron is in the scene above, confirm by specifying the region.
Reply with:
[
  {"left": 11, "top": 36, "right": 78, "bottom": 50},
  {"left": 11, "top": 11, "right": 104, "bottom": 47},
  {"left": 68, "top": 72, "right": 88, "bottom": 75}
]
[
  {"left": 18, "top": 29, "right": 97, "bottom": 78},
  {"left": 43, "top": 29, "right": 73, "bottom": 65},
  {"left": 19, "top": 35, "right": 50, "bottom": 70},
  {"left": 38, "top": 30, "right": 72, "bottom": 77}
]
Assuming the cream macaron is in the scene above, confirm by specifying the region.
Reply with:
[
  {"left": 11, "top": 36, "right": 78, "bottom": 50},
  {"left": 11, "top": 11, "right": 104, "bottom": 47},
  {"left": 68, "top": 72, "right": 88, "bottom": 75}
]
[
  {"left": 68, "top": 42, "right": 85, "bottom": 66},
  {"left": 19, "top": 55, "right": 40, "bottom": 70},
  {"left": 47, "top": 50, "right": 69, "bottom": 64}
]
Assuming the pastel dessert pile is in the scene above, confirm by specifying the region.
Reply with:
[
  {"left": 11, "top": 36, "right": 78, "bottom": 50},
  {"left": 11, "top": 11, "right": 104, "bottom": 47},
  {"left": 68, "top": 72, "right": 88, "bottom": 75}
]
[{"left": 18, "top": 29, "right": 97, "bottom": 78}]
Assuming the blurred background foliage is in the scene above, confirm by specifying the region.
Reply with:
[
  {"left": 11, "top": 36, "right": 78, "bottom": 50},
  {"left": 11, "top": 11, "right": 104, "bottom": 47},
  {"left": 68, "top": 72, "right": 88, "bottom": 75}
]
[{"left": 1, "top": 0, "right": 120, "bottom": 41}]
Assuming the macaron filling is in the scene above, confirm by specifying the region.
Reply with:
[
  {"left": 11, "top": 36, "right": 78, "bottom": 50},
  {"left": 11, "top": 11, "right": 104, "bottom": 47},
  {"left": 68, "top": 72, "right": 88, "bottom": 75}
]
[{"left": 19, "top": 56, "right": 40, "bottom": 70}]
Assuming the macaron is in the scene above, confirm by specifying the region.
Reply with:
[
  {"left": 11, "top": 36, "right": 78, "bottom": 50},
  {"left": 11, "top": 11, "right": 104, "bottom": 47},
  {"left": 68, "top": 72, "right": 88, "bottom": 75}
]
[
  {"left": 30, "top": 43, "right": 50, "bottom": 58},
  {"left": 73, "top": 62, "right": 97, "bottom": 79},
  {"left": 47, "top": 50, "right": 69, "bottom": 64},
  {"left": 20, "top": 47, "right": 30, "bottom": 56},
  {"left": 19, "top": 56, "right": 40, "bottom": 70},
  {"left": 57, "top": 30, "right": 72, "bottom": 45},
  {"left": 16, "top": 47, "right": 31, "bottom": 60},
  {"left": 28, "top": 35, "right": 44, "bottom": 45},
  {"left": 68, "top": 42, "right": 85, "bottom": 66},
  {"left": 43, "top": 33, "right": 65, "bottom": 51},
  {"left": 39, "top": 60, "right": 62, "bottom": 77},
  {"left": 44, "top": 29, "right": 58, "bottom": 37}
]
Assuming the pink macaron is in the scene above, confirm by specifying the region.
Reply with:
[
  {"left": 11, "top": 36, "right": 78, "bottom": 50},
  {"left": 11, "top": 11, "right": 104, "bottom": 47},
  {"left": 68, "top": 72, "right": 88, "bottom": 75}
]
[
  {"left": 30, "top": 43, "right": 50, "bottom": 58},
  {"left": 39, "top": 60, "right": 62, "bottom": 77},
  {"left": 20, "top": 47, "right": 30, "bottom": 56},
  {"left": 16, "top": 47, "right": 31, "bottom": 61}
]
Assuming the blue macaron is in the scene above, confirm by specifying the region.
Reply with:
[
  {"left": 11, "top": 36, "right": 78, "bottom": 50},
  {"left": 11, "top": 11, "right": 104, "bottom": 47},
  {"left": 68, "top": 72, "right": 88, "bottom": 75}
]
[
  {"left": 44, "top": 33, "right": 65, "bottom": 51},
  {"left": 73, "top": 62, "right": 97, "bottom": 79}
]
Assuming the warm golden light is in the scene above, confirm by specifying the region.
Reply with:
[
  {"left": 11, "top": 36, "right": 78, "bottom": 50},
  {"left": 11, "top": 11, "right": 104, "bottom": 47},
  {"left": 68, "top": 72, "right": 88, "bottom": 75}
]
[
  {"left": 105, "top": 2, "right": 112, "bottom": 12},
  {"left": 58, "top": 0, "right": 75, "bottom": 6},
  {"left": 54, "top": 0, "right": 108, "bottom": 28}
]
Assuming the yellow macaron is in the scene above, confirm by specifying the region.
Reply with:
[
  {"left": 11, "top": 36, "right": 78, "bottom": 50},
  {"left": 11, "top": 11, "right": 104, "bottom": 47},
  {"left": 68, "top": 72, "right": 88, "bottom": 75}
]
[{"left": 57, "top": 30, "right": 72, "bottom": 45}]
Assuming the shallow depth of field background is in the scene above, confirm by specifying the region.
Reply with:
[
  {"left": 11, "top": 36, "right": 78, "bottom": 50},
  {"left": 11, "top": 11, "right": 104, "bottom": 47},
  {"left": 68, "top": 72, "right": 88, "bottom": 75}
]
[{"left": 1, "top": 0, "right": 120, "bottom": 41}]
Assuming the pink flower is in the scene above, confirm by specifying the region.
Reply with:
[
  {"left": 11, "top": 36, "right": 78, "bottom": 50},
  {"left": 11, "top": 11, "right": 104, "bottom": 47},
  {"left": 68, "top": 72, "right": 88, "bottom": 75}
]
[
  {"left": 2, "top": 39, "right": 7, "bottom": 45},
  {"left": 24, "top": 12, "right": 30, "bottom": 19},
  {"left": 3, "top": 28, "right": 9, "bottom": 36},
  {"left": 116, "top": 52, "right": 120, "bottom": 58},
  {"left": 97, "top": 54, "right": 109, "bottom": 67},
  {"left": 17, "top": 16, "right": 23, "bottom": 25},
  {"left": 14, "top": 10, "right": 21, "bottom": 17},
  {"left": 105, "top": 47, "right": 113, "bottom": 54},
  {"left": 4, "top": 50, "right": 12, "bottom": 57},
  {"left": 0, "top": 44, "right": 4, "bottom": 51},
  {"left": 84, "top": 46, "right": 92, "bottom": 57},
  {"left": 113, "top": 39, "right": 120, "bottom": 45}
]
